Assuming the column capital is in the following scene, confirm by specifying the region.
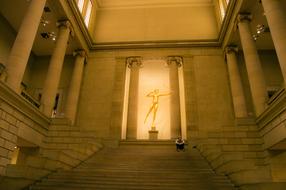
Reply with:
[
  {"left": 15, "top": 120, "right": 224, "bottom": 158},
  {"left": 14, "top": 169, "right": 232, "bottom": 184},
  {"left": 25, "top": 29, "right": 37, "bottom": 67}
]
[
  {"left": 73, "top": 49, "right": 87, "bottom": 58},
  {"left": 56, "top": 19, "right": 74, "bottom": 37},
  {"left": 167, "top": 56, "right": 183, "bottom": 67},
  {"left": 126, "top": 56, "right": 143, "bottom": 68},
  {"left": 225, "top": 45, "right": 238, "bottom": 54},
  {"left": 237, "top": 13, "right": 252, "bottom": 23}
]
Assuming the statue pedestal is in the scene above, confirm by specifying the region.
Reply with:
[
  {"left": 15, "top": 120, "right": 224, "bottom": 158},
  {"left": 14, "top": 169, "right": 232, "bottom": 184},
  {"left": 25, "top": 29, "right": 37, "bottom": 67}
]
[{"left": 149, "top": 126, "right": 158, "bottom": 140}]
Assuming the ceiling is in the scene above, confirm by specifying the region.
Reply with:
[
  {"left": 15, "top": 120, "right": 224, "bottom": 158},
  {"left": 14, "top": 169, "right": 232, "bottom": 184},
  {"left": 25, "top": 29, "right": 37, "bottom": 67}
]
[
  {"left": 0, "top": 0, "right": 281, "bottom": 52},
  {"left": 0, "top": 0, "right": 80, "bottom": 56},
  {"left": 229, "top": 0, "right": 281, "bottom": 50},
  {"left": 96, "top": 0, "right": 214, "bottom": 9}
]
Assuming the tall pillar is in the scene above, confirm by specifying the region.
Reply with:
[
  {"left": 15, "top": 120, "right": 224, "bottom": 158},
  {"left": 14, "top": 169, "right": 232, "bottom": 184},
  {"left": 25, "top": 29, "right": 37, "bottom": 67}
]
[
  {"left": 261, "top": 0, "right": 286, "bottom": 86},
  {"left": 41, "top": 20, "right": 72, "bottom": 116},
  {"left": 167, "top": 56, "right": 182, "bottom": 139},
  {"left": 64, "top": 50, "right": 86, "bottom": 125},
  {"left": 225, "top": 46, "right": 248, "bottom": 118},
  {"left": 237, "top": 13, "right": 268, "bottom": 116},
  {"left": 6, "top": 0, "right": 46, "bottom": 93},
  {"left": 126, "top": 57, "right": 142, "bottom": 139}
]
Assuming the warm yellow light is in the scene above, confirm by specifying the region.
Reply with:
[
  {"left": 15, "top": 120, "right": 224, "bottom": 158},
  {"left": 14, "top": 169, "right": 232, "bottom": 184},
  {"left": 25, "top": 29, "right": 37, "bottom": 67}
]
[
  {"left": 137, "top": 60, "right": 170, "bottom": 139},
  {"left": 84, "top": 0, "right": 92, "bottom": 26},
  {"left": 77, "top": 0, "right": 84, "bottom": 13}
]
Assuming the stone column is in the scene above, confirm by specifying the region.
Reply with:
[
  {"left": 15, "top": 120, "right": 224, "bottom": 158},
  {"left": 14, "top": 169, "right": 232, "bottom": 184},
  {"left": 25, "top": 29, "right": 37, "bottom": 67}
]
[
  {"left": 41, "top": 20, "right": 72, "bottom": 116},
  {"left": 167, "top": 56, "right": 182, "bottom": 139},
  {"left": 126, "top": 57, "right": 142, "bottom": 139},
  {"left": 64, "top": 50, "right": 86, "bottom": 125},
  {"left": 237, "top": 13, "right": 268, "bottom": 116},
  {"left": 6, "top": 0, "right": 46, "bottom": 93},
  {"left": 225, "top": 46, "right": 248, "bottom": 118},
  {"left": 261, "top": 0, "right": 286, "bottom": 85}
]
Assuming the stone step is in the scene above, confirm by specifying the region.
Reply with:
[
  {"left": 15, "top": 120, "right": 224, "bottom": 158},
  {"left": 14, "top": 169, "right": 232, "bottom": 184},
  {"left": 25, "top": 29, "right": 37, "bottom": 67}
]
[
  {"left": 32, "top": 182, "right": 236, "bottom": 190},
  {"left": 29, "top": 142, "right": 236, "bottom": 190}
]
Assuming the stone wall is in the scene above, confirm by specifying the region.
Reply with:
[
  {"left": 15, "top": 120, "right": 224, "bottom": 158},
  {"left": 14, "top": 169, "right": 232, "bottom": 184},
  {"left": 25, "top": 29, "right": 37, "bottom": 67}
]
[
  {"left": 0, "top": 81, "right": 49, "bottom": 175},
  {"left": 94, "top": 5, "right": 218, "bottom": 43},
  {"left": 0, "top": 81, "right": 103, "bottom": 189},
  {"left": 76, "top": 48, "right": 234, "bottom": 141}
]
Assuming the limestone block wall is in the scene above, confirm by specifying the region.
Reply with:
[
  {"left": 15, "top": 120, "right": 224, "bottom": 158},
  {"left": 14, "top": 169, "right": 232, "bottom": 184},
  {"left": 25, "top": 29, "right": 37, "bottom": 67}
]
[
  {"left": 257, "top": 89, "right": 286, "bottom": 182},
  {"left": 0, "top": 81, "right": 103, "bottom": 190},
  {"left": 0, "top": 81, "right": 49, "bottom": 175},
  {"left": 197, "top": 89, "right": 286, "bottom": 188},
  {"left": 76, "top": 48, "right": 234, "bottom": 142},
  {"left": 197, "top": 125, "right": 271, "bottom": 188},
  {"left": 258, "top": 89, "right": 286, "bottom": 150},
  {"left": 77, "top": 53, "right": 117, "bottom": 138}
]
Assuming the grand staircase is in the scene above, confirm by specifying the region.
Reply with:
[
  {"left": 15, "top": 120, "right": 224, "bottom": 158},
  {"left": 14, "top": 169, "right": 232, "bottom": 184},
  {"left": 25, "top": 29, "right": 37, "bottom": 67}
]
[{"left": 28, "top": 141, "right": 238, "bottom": 190}]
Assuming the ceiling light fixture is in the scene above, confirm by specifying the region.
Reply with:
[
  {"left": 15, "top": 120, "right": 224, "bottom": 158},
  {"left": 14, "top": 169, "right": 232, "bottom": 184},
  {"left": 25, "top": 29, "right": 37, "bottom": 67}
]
[
  {"left": 253, "top": 24, "right": 269, "bottom": 41},
  {"left": 40, "top": 18, "right": 50, "bottom": 27},
  {"left": 40, "top": 32, "right": 56, "bottom": 41}
]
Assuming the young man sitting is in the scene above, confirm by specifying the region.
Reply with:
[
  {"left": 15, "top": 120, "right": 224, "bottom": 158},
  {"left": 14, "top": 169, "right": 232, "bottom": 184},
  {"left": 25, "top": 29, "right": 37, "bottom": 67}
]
[{"left": 175, "top": 136, "right": 185, "bottom": 151}]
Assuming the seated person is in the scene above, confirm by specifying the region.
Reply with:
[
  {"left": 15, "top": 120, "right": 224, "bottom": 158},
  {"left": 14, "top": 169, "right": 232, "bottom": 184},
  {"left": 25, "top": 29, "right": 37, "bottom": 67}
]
[{"left": 175, "top": 136, "right": 185, "bottom": 151}]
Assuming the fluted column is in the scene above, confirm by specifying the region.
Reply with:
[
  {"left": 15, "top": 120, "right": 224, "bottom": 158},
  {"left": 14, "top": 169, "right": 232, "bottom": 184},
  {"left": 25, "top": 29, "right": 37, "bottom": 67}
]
[
  {"left": 237, "top": 13, "right": 268, "bottom": 116},
  {"left": 6, "top": 0, "right": 46, "bottom": 93},
  {"left": 126, "top": 57, "right": 142, "bottom": 139},
  {"left": 261, "top": 0, "right": 286, "bottom": 85},
  {"left": 41, "top": 20, "right": 72, "bottom": 116},
  {"left": 64, "top": 50, "right": 86, "bottom": 125},
  {"left": 225, "top": 46, "right": 248, "bottom": 118},
  {"left": 167, "top": 56, "right": 182, "bottom": 139}
]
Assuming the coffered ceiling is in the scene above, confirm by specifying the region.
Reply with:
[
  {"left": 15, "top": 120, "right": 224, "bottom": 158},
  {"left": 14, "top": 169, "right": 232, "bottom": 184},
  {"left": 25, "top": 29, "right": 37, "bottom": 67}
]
[{"left": 96, "top": 0, "right": 214, "bottom": 9}]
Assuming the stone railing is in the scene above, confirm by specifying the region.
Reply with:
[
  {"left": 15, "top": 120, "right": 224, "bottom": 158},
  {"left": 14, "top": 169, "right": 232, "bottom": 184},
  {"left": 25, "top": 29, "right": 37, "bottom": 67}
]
[
  {"left": 257, "top": 88, "right": 286, "bottom": 150},
  {"left": 21, "top": 90, "right": 41, "bottom": 108},
  {"left": 0, "top": 81, "right": 50, "bottom": 176}
]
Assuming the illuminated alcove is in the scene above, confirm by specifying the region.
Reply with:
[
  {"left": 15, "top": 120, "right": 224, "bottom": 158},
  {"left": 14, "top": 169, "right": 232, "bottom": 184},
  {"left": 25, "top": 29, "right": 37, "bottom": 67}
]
[{"left": 137, "top": 60, "right": 170, "bottom": 139}]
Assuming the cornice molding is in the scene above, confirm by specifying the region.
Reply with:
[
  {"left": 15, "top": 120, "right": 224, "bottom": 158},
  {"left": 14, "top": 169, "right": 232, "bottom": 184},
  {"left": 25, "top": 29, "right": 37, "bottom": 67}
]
[{"left": 92, "top": 40, "right": 220, "bottom": 50}]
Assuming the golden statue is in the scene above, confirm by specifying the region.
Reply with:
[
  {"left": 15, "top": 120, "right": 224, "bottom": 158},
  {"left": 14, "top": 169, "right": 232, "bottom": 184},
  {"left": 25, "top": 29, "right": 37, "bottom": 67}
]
[{"left": 144, "top": 89, "right": 171, "bottom": 130}]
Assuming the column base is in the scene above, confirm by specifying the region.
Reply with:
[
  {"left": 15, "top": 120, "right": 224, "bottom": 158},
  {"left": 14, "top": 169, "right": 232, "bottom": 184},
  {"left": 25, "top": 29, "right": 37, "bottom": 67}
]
[{"left": 149, "top": 129, "right": 158, "bottom": 140}]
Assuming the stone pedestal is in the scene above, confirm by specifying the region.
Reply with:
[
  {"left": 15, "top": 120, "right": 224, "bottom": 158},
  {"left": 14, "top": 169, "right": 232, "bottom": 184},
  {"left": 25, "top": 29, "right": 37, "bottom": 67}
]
[{"left": 149, "top": 129, "right": 158, "bottom": 140}]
